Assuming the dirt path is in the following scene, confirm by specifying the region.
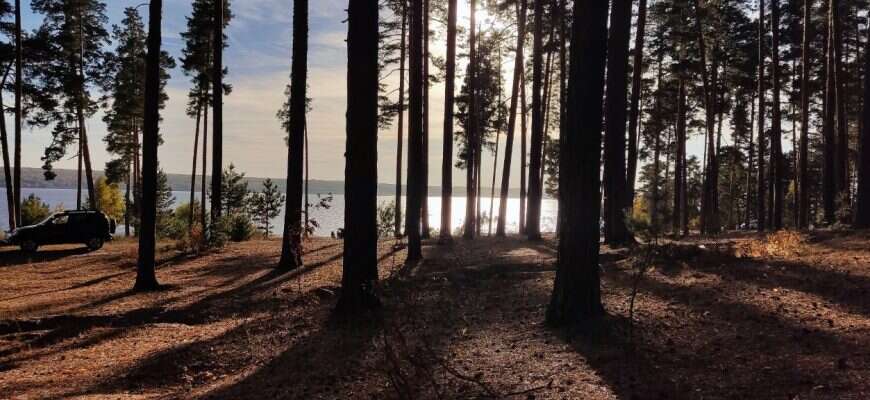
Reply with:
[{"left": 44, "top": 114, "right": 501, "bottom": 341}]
[{"left": 0, "top": 232, "right": 868, "bottom": 399}]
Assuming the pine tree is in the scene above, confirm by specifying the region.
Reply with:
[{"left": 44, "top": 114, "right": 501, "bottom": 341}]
[
  {"left": 338, "top": 0, "right": 380, "bottom": 312},
  {"left": 525, "top": 0, "right": 544, "bottom": 240},
  {"left": 135, "top": 0, "right": 163, "bottom": 292},
  {"left": 279, "top": 0, "right": 307, "bottom": 270},
  {"left": 251, "top": 178, "right": 285, "bottom": 237},
  {"left": 546, "top": 0, "right": 609, "bottom": 327},
  {"left": 33, "top": 0, "right": 111, "bottom": 211},
  {"left": 439, "top": 0, "right": 457, "bottom": 243},
  {"left": 497, "top": 0, "right": 527, "bottom": 237},
  {"left": 855, "top": 22, "right": 870, "bottom": 228},
  {"left": 603, "top": 0, "right": 634, "bottom": 245},
  {"left": 406, "top": 0, "right": 424, "bottom": 258}
]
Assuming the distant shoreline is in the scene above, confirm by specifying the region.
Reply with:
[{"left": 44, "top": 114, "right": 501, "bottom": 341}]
[{"left": 1, "top": 167, "right": 529, "bottom": 198}]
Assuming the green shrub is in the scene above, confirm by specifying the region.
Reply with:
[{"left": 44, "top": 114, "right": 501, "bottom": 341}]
[
  {"left": 225, "top": 214, "right": 255, "bottom": 242},
  {"left": 21, "top": 194, "right": 51, "bottom": 226}
]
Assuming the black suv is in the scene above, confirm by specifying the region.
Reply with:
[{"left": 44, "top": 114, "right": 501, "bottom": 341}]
[{"left": 3, "top": 210, "right": 116, "bottom": 253}]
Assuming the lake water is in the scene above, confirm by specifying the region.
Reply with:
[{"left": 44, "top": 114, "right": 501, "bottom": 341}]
[{"left": 0, "top": 188, "right": 558, "bottom": 237}]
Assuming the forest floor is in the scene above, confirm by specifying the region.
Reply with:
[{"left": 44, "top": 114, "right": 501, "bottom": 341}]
[{"left": 0, "top": 230, "right": 868, "bottom": 399}]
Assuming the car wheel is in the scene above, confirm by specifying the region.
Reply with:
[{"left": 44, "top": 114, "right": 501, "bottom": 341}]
[
  {"left": 86, "top": 237, "right": 104, "bottom": 251},
  {"left": 21, "top": 240, "right": 38, "bottom": 253}
]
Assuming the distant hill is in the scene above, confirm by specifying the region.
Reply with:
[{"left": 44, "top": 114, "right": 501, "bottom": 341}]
[{"left": 1, "top": 167, "right": 525, "bottom": 197}]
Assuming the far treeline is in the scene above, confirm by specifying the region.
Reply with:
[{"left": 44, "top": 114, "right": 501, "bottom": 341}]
[
  {"left": 1, "top": 0, "right": 870, "bottom": 322},
  {"left": 0, "top": 167, "right": 524, "bottom": 197}
]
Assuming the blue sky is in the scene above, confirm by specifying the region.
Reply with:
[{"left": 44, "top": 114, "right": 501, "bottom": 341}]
[{"left": 17, "top": 0, "right": 709, "bottom": 187}]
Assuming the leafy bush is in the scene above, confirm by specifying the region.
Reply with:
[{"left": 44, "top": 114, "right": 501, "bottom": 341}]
[
  {"left": 21, "top": 194, "right": 51, "bottom": 226},
  {"left": 225, "top": 213, "right": 255, "bottom": 242},
  {"left": 377, "top": 200, "right": 398, "bottom": 238}
]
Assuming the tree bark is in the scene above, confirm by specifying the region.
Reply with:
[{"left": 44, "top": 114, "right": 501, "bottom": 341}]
[
  {"left": 798, "top": 0, "right": 812, "bottom": 229},
  {"left": 188, "top": 101, "right": 203, "bottom": 233},
  {"left": 525, "top": 0, "right": 545, "bottom": 240},
  {"left": 210, "top": 0, "right": 224, "bottom": 229},
  {"left": 135, "top": 0, "right": 163, "bottom": 292},
  {"left": 626, "top": 0, "right": 649, "bottom": 211},
  {"left": 603, "top": 0, "right": 634, "bottom": 245},
  {"left": 421, "top": 0, "right": 431, "bottom": 239},
  {"left": 854, "top": 20, "right": 870, "bottom": 228},
  {"left": 13, "top": 0, "right": 22, "bottom": 228},
  {"left": 462, "top": 0, "right": 479, "bottom": 239},
  {"left": 439, "top": 0, "right": 457, "bottom": 243},
  {"left": 757, "top": 0, "right": 768, "bottom": 231},
  {"left": 0, "top": 64, "right": 15, "bottom": 230},
  {"left": 520, "top": 71, "right": 528, "bottom": 234},
  {"left": 832, "top": 0, "right": 848, "bottom": 206},
  {"left": 674, "top": 79, "right": 688, "bottom": 236},
  {"left": 338, "top": 0, "right": 381, "bottom": 312},
  {"left": 201, "top": 101, "right": 208, "bottom": 231},
  {"left": 546, "top": 0, "right": 609, "bottom": 327},
  {"left": 406, "top": 0, "right": 424, "bottom": 259},
  {"left": 770, "top": 0, "right": 785, "bottom": 230},
  {"left": 822, "top": 0, "right": 836, "bottom": 223},
  {"left": 279, "top": 0, "right": 308, "bottom": 271},
  {"left": 396, "top": 3, "right": 407, "bottom": 238},
  {"left": 694, "top": 0, "right": 719, "bottom": 235}
]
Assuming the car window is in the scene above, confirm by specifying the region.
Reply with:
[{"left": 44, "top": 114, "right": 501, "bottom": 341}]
[
  {"left": 69, "top": 214, "right": 87, "bottom": 225},
  {"left": 53, "top": 215, "right": 69, "bottom": 225}
]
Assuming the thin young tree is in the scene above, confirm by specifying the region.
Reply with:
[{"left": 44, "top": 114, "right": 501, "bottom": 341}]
[
  {"left": 0, "top": 4, "right": 14, "bottom": 229},
  {"left": 210, "top": 0, "right": 224, "bottom": 230},
  {"left": 497, "top": 0, "right": 527, "bottom": 237},
  {"left": 12, "top": 0, "right": 20, "bottom": 228},
  {"left": 797, "top": 0, "right": 812, "bottom": 229},
  {"left": 603, "top": 0, "right": 633, "bottom": 245},
  {"left": 278, "top": 0, "right": 308, "bottom": 270},
  {"left": 462, "top": 0, "right": 479, "bottom": 239},
  {"left": 134, "top": 0, "right": 163, "bottom": 292},
  {"left": 757, "top": 0, "right": 767, "bottom": 231},
  {"left": 525, "top": 0, "right": 545, "bottom": 240},
  {"left": 439, "top": 0, "right": 457, "bottom": 244},
  {"left": 338, "top": 0, "right": 381, "bottom": 312},
  {"left": 626, "top": 0, "right": 649, "bottom": 211},
  {"left": 420, "top": 0, "right": 430, "bottom": 239},
  {"left": 855, "top": 22, "right": 870, "bottom": 228},
  {"left": 395, "top": 0, "right": 407, "bottom": 238},
  {"left": 406, "top": 0, "right": 424, "bottom": 259},
  {"left": 546, "top": 0, "right": 609, "bottom": 326},
  {"left": 769, "top": 0, "right": 785, "bottom": 230}
]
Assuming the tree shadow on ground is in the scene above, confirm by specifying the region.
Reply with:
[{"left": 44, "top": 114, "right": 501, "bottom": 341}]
[{"left": 0, "top": 247, "right": 92, "bottom": 267}]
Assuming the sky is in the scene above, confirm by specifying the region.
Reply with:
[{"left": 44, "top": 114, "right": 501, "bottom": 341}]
[{"left": 15, "top": 0, "right": 711, "bottom": 187}]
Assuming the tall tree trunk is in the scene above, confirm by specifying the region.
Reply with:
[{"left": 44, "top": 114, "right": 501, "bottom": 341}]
[
  {"left": 13, "top": 0, "right": 21, "bottom": 228},
  {"left": 546, "top": 0, "right": 609, "bottom": 327},
  {"left": 396, "top": 3, "right": 407, "bottom": 238},
  {"left": 626, "top": 0, "right": 649, "bottom": 211},
  {"left": 210, "top": 0, "right": 224, "bottom": 229},
  {"left": 757, "top": 0, "right": 768, "bottom": 231},
  {"left": 770, "top": 0, "right": 785, "bottom": 230},
  {"left": 77, "top": 16, "right": 96, "bottom": 210},
  {"left": 674, "top": 78, "right": 687, "bottom": 236},
  {"left": 77, "top": 132, "right": 82, "bottom": 210},
  {"left": 694, "top": 0, "right": 719, "bottom": 235},
  {"left": 0, "top": 64, "right": 15, "bottom": 230},
  {"left": 439, "top": 0, "right": 457, "bottom": 243},
  {"left": 650, "top": 50, "right": 664, "bottom": 233},
  {"left": 463, "top": 0, "right": 479, "bottom": 239},
  {"left": 798, "top": 0, "right": 812, "bottom": 229},
  {"left": 279, "top": 0, "right": 308, "bottom": 271},
  {"left": 201, "top": 102, "right": 208, "bottom": 231},
  {"left": 421, "top": 0, "right": 431, "bottom": 239},
  {"left": 603, "top": 0, "right": 633, "bottom": 245},
  {"left": 125, "top": 164, "right": 131, "bottom": 236},
  {"left": 854, "top": 20, "right": 870, "bottom": 228},
  {"left": 822, "top": 0, "right": 836, "bottom": 223},
  {"left": 189, "top": 101, "right": 203, "bottom": 232},
  {"left": 338, "top": 0, "right": 380, "bottom": 311},
  {"left": 746, "top": 94, "right": 756, "bottom": 228},
  {"left": 525, "top": 0, "right": 545, "bottom": 240},
  {"left": 520, "top": 72, "right": 528, "bottom": 234},
  {"left": 832, "top": 0, "right": 848, "bottom": 207},
  {"left": 135, "top": 0, "right": 163, "bottom": 292},
  {"left": 497, "top": 0, "right": 527, "bottom": 237},
  {"left": 406, "top": 0, "right": 425, "bottom": 259}
]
